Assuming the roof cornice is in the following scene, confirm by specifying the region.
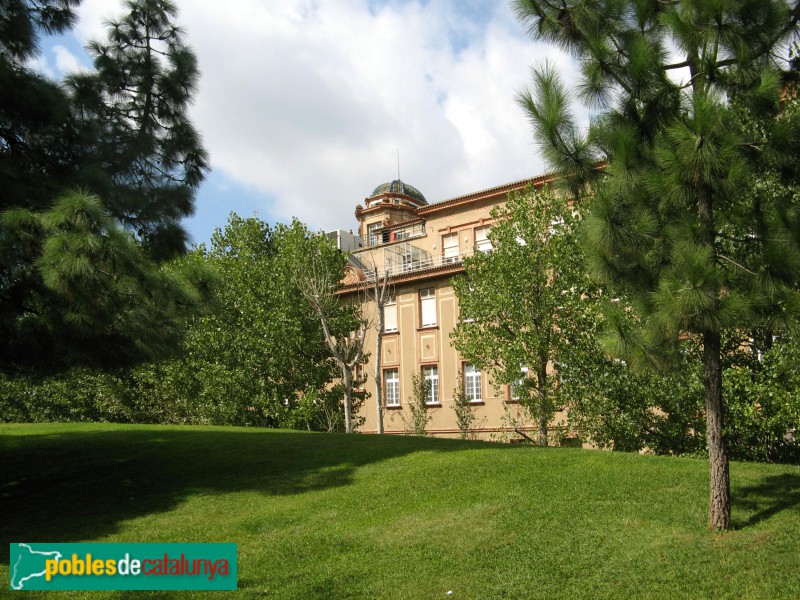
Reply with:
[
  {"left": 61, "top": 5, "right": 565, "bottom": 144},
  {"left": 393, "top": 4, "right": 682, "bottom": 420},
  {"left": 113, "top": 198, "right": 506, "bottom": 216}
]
[{"left": 417, "top": 173, "right": 557, "bottom": 216}]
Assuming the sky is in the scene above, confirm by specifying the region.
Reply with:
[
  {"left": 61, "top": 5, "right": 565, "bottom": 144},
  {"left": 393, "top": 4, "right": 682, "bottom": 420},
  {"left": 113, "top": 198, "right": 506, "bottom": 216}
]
[{"left": 34, "top": 0, "right": 582, "bottom": 247}]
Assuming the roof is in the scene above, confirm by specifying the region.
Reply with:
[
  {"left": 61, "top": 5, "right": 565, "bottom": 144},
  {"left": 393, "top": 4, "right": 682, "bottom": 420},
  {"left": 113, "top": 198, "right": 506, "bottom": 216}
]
[
  {"left": 369, "top": 180, "right": 427, "bottom": 205},
  {"left": 417, "top": 173, "right": 556, "bottom": 215}
]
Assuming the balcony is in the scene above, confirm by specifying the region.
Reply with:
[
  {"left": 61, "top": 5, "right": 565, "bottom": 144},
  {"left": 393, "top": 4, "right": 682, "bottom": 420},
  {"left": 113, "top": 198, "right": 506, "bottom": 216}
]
[
  {"left": 358, "top": 243, "right": 476, "bottom": 282},
  {"left": 364, "top": 222, "right": 426, "bottom": 247}
]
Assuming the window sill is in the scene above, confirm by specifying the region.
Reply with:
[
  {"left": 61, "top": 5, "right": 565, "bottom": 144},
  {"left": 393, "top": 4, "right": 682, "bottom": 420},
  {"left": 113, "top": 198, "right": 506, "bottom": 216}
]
[
  {"left": 382, "top": 331, "right": 400, "bottom": 337},
  {"left": 385, "top": 405, "right": 403, "bottom": 410},
  {"left": 424, "top": 403, "right": 442, "bottom": 408},
  {"left": 468, "top": 401, "right": 485, "bottom": 406},
  {"left": 417, "top": 325, "right": 439, "bottom": 332}
]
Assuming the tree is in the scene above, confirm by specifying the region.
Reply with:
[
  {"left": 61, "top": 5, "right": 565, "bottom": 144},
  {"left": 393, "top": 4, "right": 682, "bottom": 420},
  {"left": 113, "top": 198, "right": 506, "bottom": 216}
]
[
  {"left": 0, "top": 190, "right": 212, "bottom": 371},
  {"left": 514, "top": 0, "right": 800, "bottom": 529},
  {"left": 452, "top": 374, "right": 478, "bottom": 440},
  {"left": 403, "top": 372, "right": 431, "bottom": 436},
  {"left": 173, "top": 216, "right": 339, "bottom": 427},
  {"left": 295, "top": 233, "right": 368, "bottom": 434},
  {"left": 723, "top": 334, "right": 800, "bottom": 463},
  {"left": 0, "top": 0, "right": 208, "bottom": 371},
  {"left": 0, "top": 215, "right": 355, "bottom": 430},
  {"left": 452, "top": 186, "right": 592, "bottom": 445},
  {"left": 563, "top": 333, "right": 707, "bottom": 455},
  {"left": 68, "top": 0, "right": 208, "bottom": 258},
  {"left": 362, "top": 263, "right": 391, "bottom": 434},
  {"left": 0, "top": 1, "right": 82, "bottom": 215}
]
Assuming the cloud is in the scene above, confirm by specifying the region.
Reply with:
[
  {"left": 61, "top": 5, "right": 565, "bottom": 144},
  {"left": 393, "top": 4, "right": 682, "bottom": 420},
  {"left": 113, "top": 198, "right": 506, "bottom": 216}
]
[
  {"left": 70, "top": 0, "right": 581, "bottom": 234},
  {"left": 25, "top": 54, "right": 54, "bottom": 79},
  {"left": 26, "top": 43, "right": 86, "bottom": 79},
  {"left": 53, "top": 45, "right": 84, "bottom": 74}
]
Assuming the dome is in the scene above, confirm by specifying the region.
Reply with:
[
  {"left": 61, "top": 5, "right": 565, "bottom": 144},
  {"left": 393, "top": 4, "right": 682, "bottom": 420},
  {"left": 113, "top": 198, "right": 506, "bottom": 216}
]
[{"left": 370, "top": 179, "right": 427, "bottom": 205}]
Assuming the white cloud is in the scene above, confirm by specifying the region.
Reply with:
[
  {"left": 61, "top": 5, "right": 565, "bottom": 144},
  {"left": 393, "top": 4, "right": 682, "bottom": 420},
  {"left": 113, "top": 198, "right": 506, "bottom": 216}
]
[
  {"left": 70, "top": 0, "right": 583, "bottom": 234},
  {"left": 26, "top": 54, "right": 55, "bottom": 79},
  {"left": 53, "top": 45, "right": 84, "bottom": 74}
]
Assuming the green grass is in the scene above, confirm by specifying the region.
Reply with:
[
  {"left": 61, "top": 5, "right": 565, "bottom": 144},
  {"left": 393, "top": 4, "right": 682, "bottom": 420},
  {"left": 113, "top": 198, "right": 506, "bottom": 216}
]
[{"left": 1, "top": 423, "right": 799, "bottom": 599}]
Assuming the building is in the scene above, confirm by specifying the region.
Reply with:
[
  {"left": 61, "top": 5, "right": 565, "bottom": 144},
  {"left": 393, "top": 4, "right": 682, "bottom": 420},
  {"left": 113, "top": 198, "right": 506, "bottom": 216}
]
[{"left": 336, "top": 172, "right": 569, "bottom": 440}]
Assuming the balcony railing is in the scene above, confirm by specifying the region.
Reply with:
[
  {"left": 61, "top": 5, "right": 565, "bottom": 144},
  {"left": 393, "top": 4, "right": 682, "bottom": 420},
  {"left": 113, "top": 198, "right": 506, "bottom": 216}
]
[
  {"left": 362, "top": 246, "right": 477, "bottom": 282},
  {"left": 364, "top": 222, "right": 426, "bottom": 247}
]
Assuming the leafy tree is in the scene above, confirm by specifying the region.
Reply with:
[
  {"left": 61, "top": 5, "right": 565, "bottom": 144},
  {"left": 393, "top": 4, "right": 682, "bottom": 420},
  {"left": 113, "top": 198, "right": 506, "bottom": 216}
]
[
  {"left": 403, "top": 372, "right": 431, "bottom": 436},
  {"left": 0, "top": 216, "right": 356, "bottom": 429},
  {"left": 563, "top": 336, "right": 706, "bottom": 455},
  {"left": 515, "top": 0, "right": 800, "bottom": 529},
  {"left": 178, "top": 216, "right": 341, "bottom": 427},
  {"left": 452, "top": 186, "right": 592, "bottom": 445},
  {"left": 451, "top": 187, "right": 703, "bottom": 452},
  {"left": 295, "top": 234, "right": 368, "bottom": 433},
  {"left": 723, "top": 336, "right": 800, "bottom": 463},
  {"left": 452, "top": 374, "right": 478, "bottom": 440}
]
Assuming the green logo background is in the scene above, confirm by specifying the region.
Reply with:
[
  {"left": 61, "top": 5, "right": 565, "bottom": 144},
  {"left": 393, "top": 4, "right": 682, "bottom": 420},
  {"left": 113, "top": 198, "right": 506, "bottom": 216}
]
[{"left": 10, "top": 543, "right": 237, "bottom": 590}]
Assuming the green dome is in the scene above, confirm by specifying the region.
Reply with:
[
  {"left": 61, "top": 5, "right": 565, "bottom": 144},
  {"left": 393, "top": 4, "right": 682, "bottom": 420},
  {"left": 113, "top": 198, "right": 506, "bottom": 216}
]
[{"left": 370, "top": 179, "right": 427, "bottom": 205}]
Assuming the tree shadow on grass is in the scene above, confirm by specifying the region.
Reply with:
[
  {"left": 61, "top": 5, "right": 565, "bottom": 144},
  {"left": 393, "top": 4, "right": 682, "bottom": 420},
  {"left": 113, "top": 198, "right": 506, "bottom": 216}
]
[
  {"left": 0, "top": 426, "right": 472, "bottom": 565},
  {"left": 732, "top": 472, "right": 800, "bottom": 529}
]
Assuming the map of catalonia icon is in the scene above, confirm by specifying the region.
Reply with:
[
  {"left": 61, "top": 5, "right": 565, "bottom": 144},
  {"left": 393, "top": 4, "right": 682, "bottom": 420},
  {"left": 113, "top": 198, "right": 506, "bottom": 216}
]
[{"left": 10, "top": 544, "right": 62, "bottom": 590}]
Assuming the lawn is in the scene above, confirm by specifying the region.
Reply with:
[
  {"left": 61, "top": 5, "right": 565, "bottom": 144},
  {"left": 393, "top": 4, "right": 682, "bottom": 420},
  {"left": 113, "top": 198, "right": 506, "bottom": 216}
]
[{"left": 1, "top": 423, "right": 799, "bottom": 599}]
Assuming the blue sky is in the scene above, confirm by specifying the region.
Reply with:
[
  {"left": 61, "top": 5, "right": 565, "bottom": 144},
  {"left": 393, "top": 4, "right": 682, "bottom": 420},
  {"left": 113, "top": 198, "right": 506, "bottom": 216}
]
[{"left": 35, "top": 0, "right": 581, "bottom": 247}]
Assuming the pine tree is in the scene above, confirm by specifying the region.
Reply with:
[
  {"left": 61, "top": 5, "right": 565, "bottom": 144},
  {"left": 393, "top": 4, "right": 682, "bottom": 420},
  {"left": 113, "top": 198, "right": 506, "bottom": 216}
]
[
  {"left": 514, "top": 0, "right": 800, "bottom": 529},
  {"left": 69, "top": 0, "right": 208, "bottom": 258},
  {"left": 1, "top": 190, "right": 212, "bottom": 369},
  {"left": 0, "top": 1, "right": 82, "bottom": 214},
  {"left": 0, "top": 0, "right": 209, "bottom": 371}
]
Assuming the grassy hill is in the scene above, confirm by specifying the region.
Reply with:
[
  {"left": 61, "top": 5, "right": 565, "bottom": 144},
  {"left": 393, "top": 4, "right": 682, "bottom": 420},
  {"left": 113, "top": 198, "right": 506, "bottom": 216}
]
[{"left": 1, "top": 423, "right": 799, "bottom": 598}]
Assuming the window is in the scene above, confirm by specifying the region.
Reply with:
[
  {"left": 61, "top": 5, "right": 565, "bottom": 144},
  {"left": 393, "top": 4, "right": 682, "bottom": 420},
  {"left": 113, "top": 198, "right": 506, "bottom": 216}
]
[
  {"left": 367, "top": 222, "right": 382, "bottom": 246},
  {"left": 422, "top": 365, "right": 439, "bottom": 405},
  {"left": 475, "top": 226, "right": 492, "bottom": 253},
  {"left": 443, "top": 233, "right": 459, "bottom": 263},
  {"left": 463, "top": 363, "right": 482, "bottom": 402},
  {"left": 420, "top": 288, "right": 436, "bottom": 327},
  {"left": 384, "top": 296, "right": 397, "bottom": 333},
  {"left": 384, "top": 369, "right": 400, "bottom": 407},
  {"left": 510, "top": 366, "right": 529, "bottom": 401},
  {"left": 354, "top": 364, "right": 366, "bottom": 390}
]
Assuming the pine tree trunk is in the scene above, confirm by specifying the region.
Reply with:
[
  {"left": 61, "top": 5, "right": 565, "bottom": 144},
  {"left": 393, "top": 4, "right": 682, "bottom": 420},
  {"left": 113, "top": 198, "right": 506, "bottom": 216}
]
[
  {"left": 704, "top": 329, "right": 730, "bottom": 529},
  {"left": 697, "top": 179, "right": 730, "bottom": 530}
]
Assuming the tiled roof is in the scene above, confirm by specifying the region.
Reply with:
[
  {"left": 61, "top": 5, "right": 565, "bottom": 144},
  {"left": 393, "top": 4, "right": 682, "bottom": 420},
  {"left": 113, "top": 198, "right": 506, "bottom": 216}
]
[
  {"left": 370, "top": 180, "right": 427, "bottom": 205},
  {"left": 417, "top": 173, "right": 556, "bottom": 215}
]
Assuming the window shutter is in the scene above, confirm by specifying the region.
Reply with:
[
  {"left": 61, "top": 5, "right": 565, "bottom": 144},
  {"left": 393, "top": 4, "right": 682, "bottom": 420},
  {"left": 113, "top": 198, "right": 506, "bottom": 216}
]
[
  {"left": 420, "top": 289, "right": 436, "bottom": 327},
  {"left": 384, "top": 298, "right": 397, "bottom": 332}
]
